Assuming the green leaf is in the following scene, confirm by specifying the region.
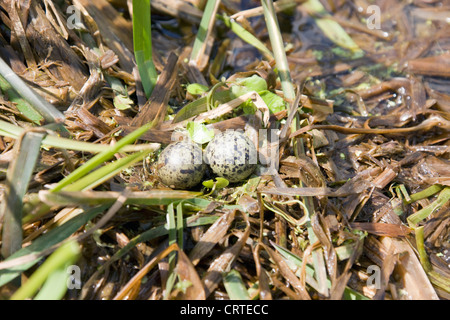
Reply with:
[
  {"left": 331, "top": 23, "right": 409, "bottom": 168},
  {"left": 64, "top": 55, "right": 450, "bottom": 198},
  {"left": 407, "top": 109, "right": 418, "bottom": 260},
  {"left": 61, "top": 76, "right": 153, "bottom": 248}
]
[
  {"left": 187, "top": 83, "right": 209, "bottom": 96},
  {"left": 259, "top": 90, "right": 286, "bottom": 113},
  {"left": 230, "top": 75, "right": 267, "bottom": 97},
  {"left": 113, "top": 94, "right": 134, "bottom": 110},
  {"left": 61, "top": 150, "right": 151, "bottom": 191},
  {"left": 187, "top": 121, "right": 215, "bottom": 144},
  {"left": 50, "top": 120, "right": 159, "bottom": 192},
  {"left": 202, "top": 179, "right": 215, "bottom": 189},
  {"left": 190, "top": 0, "right": 221, "bottom": 64},
  {"left": 215, "top": 177, "right": 229, "bottom": 189},
  {"left": 1, "top": 131, "right": 45, "bottom": 258},
  {"left": 202, "top": 177, "right": 229, "bottom": 190}
]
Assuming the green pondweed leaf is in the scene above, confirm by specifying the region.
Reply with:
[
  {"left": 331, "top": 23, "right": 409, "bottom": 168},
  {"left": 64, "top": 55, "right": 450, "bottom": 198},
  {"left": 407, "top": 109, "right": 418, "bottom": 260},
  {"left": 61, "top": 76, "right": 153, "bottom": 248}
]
[
  {"left": 202, "top": 180, "right": 215, "bottom": 189},
  {"left": 187, "top": 121, "right": 215, "bottom": 144}
]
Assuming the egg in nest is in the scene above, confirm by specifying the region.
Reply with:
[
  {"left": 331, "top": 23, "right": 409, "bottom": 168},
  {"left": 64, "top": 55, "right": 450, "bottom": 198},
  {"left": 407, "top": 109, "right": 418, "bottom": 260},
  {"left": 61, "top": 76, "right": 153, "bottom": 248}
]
[
  {"left": 156, "top": 140, "right": 206, "bottom": 189},
  {"left": 205, "top": 130, "right": 257, "bottom": 183}
]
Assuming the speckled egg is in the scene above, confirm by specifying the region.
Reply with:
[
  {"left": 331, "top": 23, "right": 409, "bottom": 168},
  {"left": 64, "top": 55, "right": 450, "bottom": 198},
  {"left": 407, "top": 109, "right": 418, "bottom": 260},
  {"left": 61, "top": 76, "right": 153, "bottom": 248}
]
[
  {"left": 156, "top": 141, "right": 206, "bottom": 189},
  {"left": 205, "top": 130, "right": 257, "bottom": 183}
]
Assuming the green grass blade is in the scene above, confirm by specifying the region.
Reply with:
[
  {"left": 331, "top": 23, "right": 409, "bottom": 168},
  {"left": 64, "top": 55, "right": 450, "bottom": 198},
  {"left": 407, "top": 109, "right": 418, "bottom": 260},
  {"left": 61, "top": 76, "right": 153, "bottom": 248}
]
[
  {"left": 272, "top": 242, "right": 369, "bottom": 300},
  {"left": 0, "top": 57, "right": 64, "bottom": 123},
  {"left": 218, "top": 14, "right": 273, "bottom": 60},
  {"left": 50, "top": 121, "right": 159, "bottom": 192},
  {"left": 407, "top": 187, "right": 450, "bottom": 227},
  {"left": 0, "top": 119, "right": 158, "bottom": 153},
  {"left": 176, "top": 202, "right": 185, "bottom": 250},
  {"left": 39, "top": 190, "right": 203, "bottom": 207},
  {"left": 33, "top": 263, "right": 71, "bottom": 300},
  {"left": 415, "top": 226, "right": 432, "bottom": 272},
  {"left": 167, "top": 203, "right": 177, "bottom": 248},
  {"left": 223, "top": 269, "right": 251, "bottom": 300},
  {"left": 0, "top": 205, "right": 106, "bottom": 287},
  {"left": 0, "top": 74, "right": 44, "bottom": 124},
  {"left": 407, "top": 184, "right": 444, "bottom": 204},
  {"left": 133, "top": 0, "right": 158, "bottom": 98},
  {"left": 62, "top": 150, "right": 151, "bottom": 191},
  {"left": 260, "top": 0, "right": 295, "bottom": 101},
  {"left": 1, "top": 131, "right": 45, "bottom": 258},
  {"left": 10, "top": 241, "right": 80, "bottom": 300},
  {"left": 164, "top": 202, "right": 181, "bottom": 299},
  {"left": 190, "top": 0, "right": 221, "bottom": 65},
  {"left": 301, "top": 0, "right": 363, "bottom": 54}
]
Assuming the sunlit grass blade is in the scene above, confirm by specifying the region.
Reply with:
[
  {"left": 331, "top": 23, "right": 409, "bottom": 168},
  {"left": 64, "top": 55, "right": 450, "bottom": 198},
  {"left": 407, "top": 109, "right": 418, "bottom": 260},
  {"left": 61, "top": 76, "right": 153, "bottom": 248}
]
[
  {"left": 50, "top": 121, "right": 160, "bottom": 192},
  {"left": 1, "top": 131, "right": 45, "bottom": 258},
  {"left": 223, "top": 269, "right": 251, "bottom": 300},
  {"left": 218, "top": 14, "right": 273, "bottom": 60},
  {"left": 39, "top": 190, "right": 203, "bottom": 207},
  {"left": 260, "top": 0, "right": 295, "bottom": 101},
  {"left": 10, "top": 241, "right": 80, "bottom": 300},
  {"left": 415, "top": 226, "right": 432, "bottom": 272},
  {"left": 0, "top": 57, "right": 64, "bottom": 123},
  {"left": 33, "top": 263, "right": 71, "bottom": 300},
  {"left": 407, "top": 184, "right": 444, "bottom": 204},
  {"left": 0, "top": 119, "right": 158, "bottom": 153},
  {"left": 176, "top": 202, "right": 185, "bottom": 250},
  {"left": 133, "top": 0, "right": 158, "bottom": 98},
  {"left": 0, "top": 205, "right": 106, "bottom": 287},
  {"left": 407, "top": 187, "right": 450, "bottom": 227},
  {"left": 190, "top": 0, "right": 221, "bottom": 66},
  {"left": 301, "top": 0, "right": 363, "bottom": 54},
  {"left": 61, "top": 150, "right": 151, "bottom": 191}
]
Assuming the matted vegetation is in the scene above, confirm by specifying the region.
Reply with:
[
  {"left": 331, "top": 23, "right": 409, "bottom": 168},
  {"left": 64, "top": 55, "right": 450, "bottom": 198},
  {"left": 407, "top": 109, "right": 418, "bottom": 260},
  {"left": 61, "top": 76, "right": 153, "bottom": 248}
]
[{"left": 0, "top": 0, "right": 448, "bottom": 300}]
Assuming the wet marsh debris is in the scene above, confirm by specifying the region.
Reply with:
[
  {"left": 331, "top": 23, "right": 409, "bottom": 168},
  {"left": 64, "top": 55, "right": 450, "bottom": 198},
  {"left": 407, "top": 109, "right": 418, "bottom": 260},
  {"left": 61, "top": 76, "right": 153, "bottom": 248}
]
[{"left": 0, "top": 0, "right": 449, "bottom": 300}]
